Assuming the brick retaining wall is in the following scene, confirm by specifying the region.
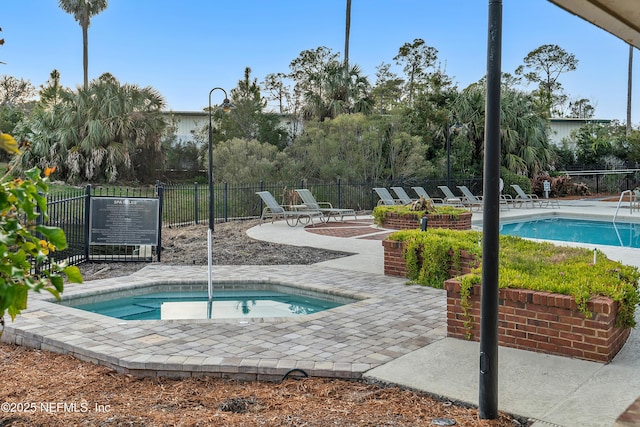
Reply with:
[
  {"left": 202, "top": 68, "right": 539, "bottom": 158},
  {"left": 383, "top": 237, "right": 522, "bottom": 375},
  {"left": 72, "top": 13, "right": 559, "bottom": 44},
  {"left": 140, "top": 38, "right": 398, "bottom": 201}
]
[
  {"left": 381, "top": 212, "right": 472, "bottom": 231},
  {"left": 444, "top": 279, "right": 630, "bottom": 363},
  {"left": 382, "top": 239, "right": 630, "bottom": 363}
]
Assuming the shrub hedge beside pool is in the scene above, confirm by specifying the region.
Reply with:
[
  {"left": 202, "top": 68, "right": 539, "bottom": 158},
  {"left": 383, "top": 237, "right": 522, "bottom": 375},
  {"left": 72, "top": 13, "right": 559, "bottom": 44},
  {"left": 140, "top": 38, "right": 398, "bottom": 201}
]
[{"left": 383, "top": 228, "right": 640, "bottom": 362}]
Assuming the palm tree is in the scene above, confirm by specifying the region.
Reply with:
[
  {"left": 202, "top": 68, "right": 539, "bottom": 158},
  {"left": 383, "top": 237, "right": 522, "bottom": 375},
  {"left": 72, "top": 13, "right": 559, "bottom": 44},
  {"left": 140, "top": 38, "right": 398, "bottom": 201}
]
[
  {"left": 58, "top": 0, "right": 108, "bottom": 90},
  {"left": 344, "top": 0, "right": 351, "bottom": 68},
  {"left": 452, "top": 82, "right": 551, "bottom": 177},
  {"left": 18, "top": 73, "right": 166, "bottom": 183}
]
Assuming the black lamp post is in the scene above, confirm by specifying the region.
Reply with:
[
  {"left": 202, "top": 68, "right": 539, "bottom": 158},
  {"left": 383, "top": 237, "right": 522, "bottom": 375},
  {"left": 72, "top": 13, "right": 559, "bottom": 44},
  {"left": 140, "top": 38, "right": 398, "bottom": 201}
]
[
  {"left": 446, "top": 122, "right": 463, "bottom": 188},
  {"left": 207, "top": 87, "right": 233, "bottom": 301},
  {"left": 208, "top": 87, "right": 233, "bottom": 231}
]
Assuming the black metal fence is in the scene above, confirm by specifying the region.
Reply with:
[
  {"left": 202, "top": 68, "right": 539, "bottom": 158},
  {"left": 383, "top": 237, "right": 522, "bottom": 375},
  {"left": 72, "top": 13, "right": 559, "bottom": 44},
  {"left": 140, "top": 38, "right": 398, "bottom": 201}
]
[
  {"left": 39, "top": 185, "right": 162, "bottom": 272},
  {"left": 159, "top": 177, "right": 484, "bottom": 227},
  {"left": 37, "top": 177, "right": 483, "bottom": 272},
  {"left": 35, "top": 171, "right": 640, "bottom": 273}
]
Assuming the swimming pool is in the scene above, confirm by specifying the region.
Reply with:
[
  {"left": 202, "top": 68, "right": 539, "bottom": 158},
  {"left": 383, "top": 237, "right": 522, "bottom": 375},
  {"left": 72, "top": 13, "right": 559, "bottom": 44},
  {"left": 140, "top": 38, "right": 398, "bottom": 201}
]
[
  {"left": 63, "top": 283, "right": 357, "bottom": 321},
  {"left": 500, "top": 217, "right": 640, "bottom": 248}
]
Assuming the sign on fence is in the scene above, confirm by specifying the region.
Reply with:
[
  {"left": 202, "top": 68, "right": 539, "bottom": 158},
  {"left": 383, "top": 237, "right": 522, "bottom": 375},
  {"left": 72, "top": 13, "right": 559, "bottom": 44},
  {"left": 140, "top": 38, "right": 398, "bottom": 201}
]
[{"left": 89, "top": 197, "right": 159, "bottom": 245}]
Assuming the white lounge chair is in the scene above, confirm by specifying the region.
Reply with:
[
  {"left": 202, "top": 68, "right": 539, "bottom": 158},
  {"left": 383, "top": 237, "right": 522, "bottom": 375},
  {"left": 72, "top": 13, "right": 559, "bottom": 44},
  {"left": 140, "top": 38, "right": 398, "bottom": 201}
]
[
  {"left": 511, "top": 184, "right": 546, "bottom": 208},
  {"left": 456, "top": 185, "right": 484, "bottom": 211},
  {"left": 294, "top": 189, "right": 357, "bottom": 222},
  {"left": 256, "top": 191, "right": 323, "bottom": 226},
  {"left": 457, "top": 185, "right": 512, "bottom": 211},
  {"left": 390, "top": 187, "right": 415, "bottom": 205},
  {"left": 437, "top": 185, "right": 464, "bottom": 207},
  {"left": 411, "top": 187, "right": 444, "bottom": 204},
  {"left": 373, "top": 188, "right": 402, "bottom": 206}
]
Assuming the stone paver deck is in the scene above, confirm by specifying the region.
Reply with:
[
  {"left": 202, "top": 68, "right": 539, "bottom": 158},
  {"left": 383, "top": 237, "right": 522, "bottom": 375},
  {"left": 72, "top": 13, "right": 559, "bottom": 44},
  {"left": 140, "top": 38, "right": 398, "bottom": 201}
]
[{"left": 1, "top": 263, "right": 446, "bottom": 381}]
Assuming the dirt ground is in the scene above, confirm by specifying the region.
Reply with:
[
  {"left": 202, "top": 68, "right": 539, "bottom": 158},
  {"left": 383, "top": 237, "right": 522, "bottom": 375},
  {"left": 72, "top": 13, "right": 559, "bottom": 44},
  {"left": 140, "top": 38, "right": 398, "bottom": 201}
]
[{"left": 0, "top": 220, "right": 526, "bottom": 426}]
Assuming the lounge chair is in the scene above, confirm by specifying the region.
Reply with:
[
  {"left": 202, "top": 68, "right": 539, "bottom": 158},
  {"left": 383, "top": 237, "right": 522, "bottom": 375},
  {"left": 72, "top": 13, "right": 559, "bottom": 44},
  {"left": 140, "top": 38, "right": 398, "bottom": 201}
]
[
  {"left": 511, "top": 184, "right": 546, "bottom": 208},
  {"left": 633, "top": 189, "right": 640, "bottom": 212},
  {"left": 411, "top": 187, "right": 444, "bottom": 204},
  {"left": 294, "top": 189, "right": 357, "bottom": 222},
  {"left": 373, "top": 188, "right": 402, "bottom": 206},
  {"left": 390, "top": 187, "right": 415, "bottom": 205},
  {"left": 256, "top": 191, "right": 323, "bottom": 226},
  {"left": 458, "top": 185, "right": 512, "bottom": 211},
  {"left": 437, "top": 185, "right": 464, "bottom": 207},
  {"left": 456, "top": 185, "right": 484, "bottom": 211}
]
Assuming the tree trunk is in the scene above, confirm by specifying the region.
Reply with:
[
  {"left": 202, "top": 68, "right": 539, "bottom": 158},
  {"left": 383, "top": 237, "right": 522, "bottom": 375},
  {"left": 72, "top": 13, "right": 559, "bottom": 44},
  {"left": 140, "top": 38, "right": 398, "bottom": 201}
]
[{"left": 344, "top": 0, "right": 351, "bottom": 68}]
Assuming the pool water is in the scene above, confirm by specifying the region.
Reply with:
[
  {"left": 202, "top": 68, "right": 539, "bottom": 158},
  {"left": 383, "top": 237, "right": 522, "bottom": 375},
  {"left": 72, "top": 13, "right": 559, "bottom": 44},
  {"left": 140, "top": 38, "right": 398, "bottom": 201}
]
[
  {"left": 71, "top": 289, "right": 346, "bottom": 320},
  {"left": 500, "top": 217, "right": 640, "bottom": 248}
]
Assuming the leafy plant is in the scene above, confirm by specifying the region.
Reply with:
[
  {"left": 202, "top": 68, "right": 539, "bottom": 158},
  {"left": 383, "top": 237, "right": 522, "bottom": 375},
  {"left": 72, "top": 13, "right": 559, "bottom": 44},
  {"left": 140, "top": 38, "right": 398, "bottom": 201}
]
[
  {"left": 0, "top": 133, "right": 82, "bottom": 335},
  {"left": 388, "top": 228, "right": 482, "bottom": 288},
  {"left": 388, "top": 228, "right": 640, "bottom": 328}
]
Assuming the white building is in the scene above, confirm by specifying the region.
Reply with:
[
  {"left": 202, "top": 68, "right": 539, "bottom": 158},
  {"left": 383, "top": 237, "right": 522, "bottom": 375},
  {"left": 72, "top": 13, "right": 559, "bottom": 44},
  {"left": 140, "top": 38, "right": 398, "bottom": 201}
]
[
  {"left": 548, "top": 118, "right": 611, "bottom": 147},
  {"left": 163, "top": 111, "right": 208, "bottom": 142}
]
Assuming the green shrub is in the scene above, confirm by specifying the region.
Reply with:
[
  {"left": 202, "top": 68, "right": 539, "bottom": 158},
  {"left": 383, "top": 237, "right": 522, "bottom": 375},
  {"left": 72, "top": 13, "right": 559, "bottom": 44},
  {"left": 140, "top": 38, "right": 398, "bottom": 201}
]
[
  {"left": 388, "top": 229, "right": 640, "bottom": 328},
  {"left": 0, "top": 134, "right": 82, "bottom": 334}
]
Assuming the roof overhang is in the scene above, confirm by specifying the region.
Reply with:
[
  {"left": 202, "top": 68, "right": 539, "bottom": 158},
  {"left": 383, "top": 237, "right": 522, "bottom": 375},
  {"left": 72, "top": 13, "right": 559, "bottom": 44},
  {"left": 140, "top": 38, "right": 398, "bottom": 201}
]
[{"left": 548, "top": 0, "right": 640, "bottom": 48}]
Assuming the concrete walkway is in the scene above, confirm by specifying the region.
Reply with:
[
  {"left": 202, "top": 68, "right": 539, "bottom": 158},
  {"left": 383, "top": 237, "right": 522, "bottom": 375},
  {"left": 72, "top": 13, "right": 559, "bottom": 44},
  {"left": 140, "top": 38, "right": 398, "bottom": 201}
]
[{"left": 250, "top": 200, "right": 640, "bottom": 427}]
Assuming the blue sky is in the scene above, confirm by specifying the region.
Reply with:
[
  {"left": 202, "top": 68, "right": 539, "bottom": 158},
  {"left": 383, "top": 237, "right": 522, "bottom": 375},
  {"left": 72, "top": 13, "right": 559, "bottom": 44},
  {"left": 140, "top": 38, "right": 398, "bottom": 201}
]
[{"left": 2, "top": 1, "right": 638, "bottom": 123}]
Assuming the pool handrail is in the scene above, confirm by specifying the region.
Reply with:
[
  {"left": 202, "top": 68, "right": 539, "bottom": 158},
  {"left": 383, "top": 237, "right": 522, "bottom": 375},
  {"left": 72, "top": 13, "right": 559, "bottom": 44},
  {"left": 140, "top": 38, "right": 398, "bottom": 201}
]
[{"left": 613, "top": 190, "right": 633, "bottom": 224}]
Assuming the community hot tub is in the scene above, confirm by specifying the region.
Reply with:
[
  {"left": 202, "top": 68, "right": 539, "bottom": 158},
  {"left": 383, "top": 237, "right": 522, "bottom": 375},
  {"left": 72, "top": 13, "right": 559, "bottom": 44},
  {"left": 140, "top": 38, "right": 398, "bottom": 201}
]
[{"left": 59, "top": 281, "right": 359, "bottom": 321}]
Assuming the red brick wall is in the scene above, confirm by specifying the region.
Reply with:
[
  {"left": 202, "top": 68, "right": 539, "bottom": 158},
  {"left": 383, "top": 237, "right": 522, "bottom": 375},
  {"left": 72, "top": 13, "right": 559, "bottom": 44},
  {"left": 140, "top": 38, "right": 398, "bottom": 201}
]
[
  {"left": 382, "top": 240, "right": 407, "bottom": 277},
  {"left": 381, "top": 212, "right": 472, "bottom": 231},
  {"left": 444, "top": 279, "right": 630, "bottom": 363}
]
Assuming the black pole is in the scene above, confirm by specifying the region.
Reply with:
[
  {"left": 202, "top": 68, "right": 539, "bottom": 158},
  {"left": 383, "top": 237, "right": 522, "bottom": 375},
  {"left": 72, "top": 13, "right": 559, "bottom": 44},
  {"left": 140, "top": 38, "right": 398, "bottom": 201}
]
[
  {"left": 84, "top": 184, "right": 91, "bottom": 263},
  {"left": 208, "top": 89, "right": 214, "bottom": 232},
  {"left": 479, "top": 0, "right": 502, "bottom": 419},
  {"left": 208, "top": 87, "right": 232, "bottom": 231},
  {"left": 446, "top": 127, "right": 452, "bottom": 188}
]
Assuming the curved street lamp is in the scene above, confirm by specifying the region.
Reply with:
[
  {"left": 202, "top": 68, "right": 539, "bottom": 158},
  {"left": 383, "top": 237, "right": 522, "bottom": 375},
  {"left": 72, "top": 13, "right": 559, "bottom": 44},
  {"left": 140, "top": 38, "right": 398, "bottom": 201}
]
[{"left": 207, "top": 87, "right": 233, "bottom": 301}]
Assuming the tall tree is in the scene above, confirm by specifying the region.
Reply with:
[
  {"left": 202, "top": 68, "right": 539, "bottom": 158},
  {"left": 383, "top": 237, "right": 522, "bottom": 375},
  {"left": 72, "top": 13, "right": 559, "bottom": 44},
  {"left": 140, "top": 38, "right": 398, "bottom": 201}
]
[
  {"left": 212, "top": 67, "right": 289, "bottom": 149},
  {"left": 393, "top": 38, "right": 438, "bottom": 107},
  {"left": 344, "top": 0, "right": 351, "bottom": 67},
  {"left": 569, "top": 98, "right": 595, "bottom": 118},
  {"left": 515, "top": 44, "right": 577, "bottom": 117},
  {"left": 452, "top": 82, "right": 551, "bottom": 177},
  {"left": 371, "top": 62, "right": 404, "bottom": 114},
  {"left": 0, "top": 75, "right": 36, "bottom": 107},
  {"left": 289, "top": 46, "right": 372, "bottom": 121},
  {"left": 58, "top": 0, "right": 108, "bottom": 90},
  {"left": 262, "top": 72, "right": 288, "bottom": 114}
]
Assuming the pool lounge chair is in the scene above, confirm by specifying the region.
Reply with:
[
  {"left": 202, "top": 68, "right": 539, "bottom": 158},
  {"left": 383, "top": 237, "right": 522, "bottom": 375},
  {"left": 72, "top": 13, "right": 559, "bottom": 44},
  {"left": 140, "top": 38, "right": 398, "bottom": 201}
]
[
  {"left": 373, "top": 188, "right": 403, "bottom": 206},
  {"left": 458, "top": 185, "right": 511, "bottom": 210},
  {"left": 632, "top": 189, "right": 640, "bottom": 212},
  {"left": 411, "top": 187, "right": 444, "bottom": 204},
  {"left": 256, "top": 191, "right": 323, "bottom": 226},
  {"left": 510, "top": 184, "right": 546, "bottom": 208},
  {"left": 437, "top": 185, "right": 465, "bottom": 207},
  {"left": 456, "top": 185, "right": 484, "bottom": 211},
  {"left": 294, "top": 189, "right": 357, "bottom": 222},
  {"left": 390, "top": 187, "right": 415, "bottom": 205}
]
